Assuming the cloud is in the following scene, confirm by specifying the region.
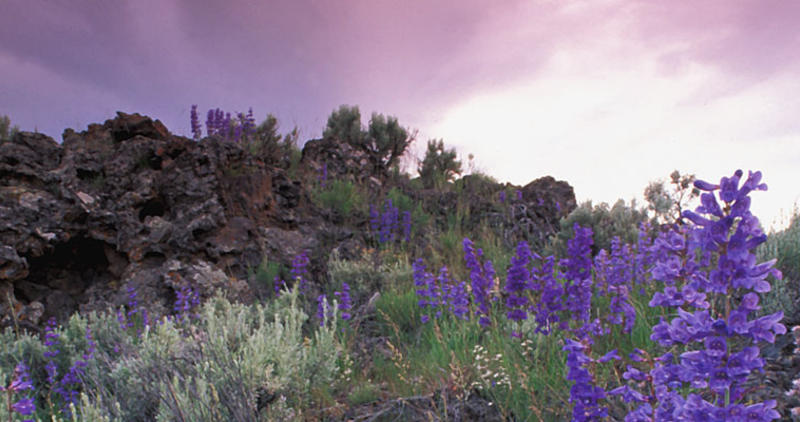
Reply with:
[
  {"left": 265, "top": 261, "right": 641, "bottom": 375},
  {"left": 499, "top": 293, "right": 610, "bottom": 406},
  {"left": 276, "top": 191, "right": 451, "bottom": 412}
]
[
  {"left": 0, "top": 0, "right": 797, "bottom": 225},
  {"left": 429, "top": 1, "right": 800, "bottom": 228}
]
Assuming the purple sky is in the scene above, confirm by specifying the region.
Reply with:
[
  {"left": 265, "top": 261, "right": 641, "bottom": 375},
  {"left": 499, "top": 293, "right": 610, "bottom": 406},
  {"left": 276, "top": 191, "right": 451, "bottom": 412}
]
[{"left": 3, "top": 0, "right": 799, "bottom": 228}]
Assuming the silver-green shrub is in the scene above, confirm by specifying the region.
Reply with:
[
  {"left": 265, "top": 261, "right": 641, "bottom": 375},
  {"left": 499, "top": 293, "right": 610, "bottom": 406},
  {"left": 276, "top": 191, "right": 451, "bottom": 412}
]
[
  {"left": 546, "top": 199, "right": 649, "bottom": 258},
  {"left": 0, "top": 286, "right": 344, "bottom": 421},
  {"left": 327, "top": 250, "right": 413, "bottom": 296},
  {"left": 758, "top": 210, "right": 800, "bottom": 317}
]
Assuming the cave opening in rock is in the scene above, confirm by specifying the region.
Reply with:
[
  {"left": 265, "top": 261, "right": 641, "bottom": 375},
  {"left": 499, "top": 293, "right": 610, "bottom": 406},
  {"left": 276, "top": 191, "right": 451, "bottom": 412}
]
[{"left": 19, "top": 236, "right": 114, "bottom": 320}]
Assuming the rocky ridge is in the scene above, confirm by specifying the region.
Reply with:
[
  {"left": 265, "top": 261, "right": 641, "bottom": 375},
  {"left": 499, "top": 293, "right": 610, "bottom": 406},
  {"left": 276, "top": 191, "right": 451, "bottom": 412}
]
[{"left": 0, "top": 111, "right": 575, "bottom": 330}]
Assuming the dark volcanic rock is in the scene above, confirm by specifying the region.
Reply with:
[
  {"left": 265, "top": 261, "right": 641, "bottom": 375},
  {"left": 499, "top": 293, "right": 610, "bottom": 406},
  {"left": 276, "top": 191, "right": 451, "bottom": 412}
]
[
  {"left": 509, "top": 175, "right": 577, "bottom": 247},
  {"left": 0, "top": 112, "right": 330, "bottom": 328},
  {"left": 301, "top": 137, "right": 378, "bottom": 187},
  {"left": 415, "top": 174, "right": 577, "bottom": 250}
]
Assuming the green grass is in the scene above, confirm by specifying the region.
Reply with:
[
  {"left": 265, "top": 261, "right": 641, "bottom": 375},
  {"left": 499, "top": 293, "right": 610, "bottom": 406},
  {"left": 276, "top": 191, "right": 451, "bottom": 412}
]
[
  {"left": 371, "top": 280, "right": 576, "bottom": 420},
  {"left": 347, "top": 382, "right": 381, "bottom": 406},
  {"left": 311, "top": 179, "right": 368, "bottom": 217}
]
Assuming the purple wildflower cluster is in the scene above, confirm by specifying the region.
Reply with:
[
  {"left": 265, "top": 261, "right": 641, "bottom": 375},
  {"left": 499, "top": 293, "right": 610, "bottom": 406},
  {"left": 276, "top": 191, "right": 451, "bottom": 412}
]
[
  {"left": 594, "top": 237, "right": 637, "bottom": 334},
  {"left": 560, "top": 224, "right": 596, "bottom": 336},
  {"left": 291, "top": 251, "right": 310, "bottom": 291},
  {"left": 173, "top": 286, "right": 201, "bottom": 323},
  {"left": 2, "top": 361, "right": 35, "bottom": 421},
  {"left": 189, "top": 105, "right": 256, "bottom": 142},
  {"left": 412, "top": 169, "right": 785, "bottom": 421},
  {"left": 316, "top": 282, "right": 353, "bottom": 326},
  {"left": 190, "top": 105, "right": 201, "bottom": 139},
  {"left": 270, "top": 251, "right": 355, "bottom": 325},
  {"left": 412, "top": 224, "right": 639, "bottom": 419},
  {"left": 413, "top": 259, "right": 469, "bottom": 323},
  {"left": 463, "top": 238, "right": 496, "bottom": 327},
  {"left": 528, "top": 254, "right": 563, "bottom": 334},
  {"left": 608, "top": 170, "right": 784, "bottom": 420},
  {"left": 505, "top": 241, "right": 533, "bottom": 323},
  {"left": 116, "top": 286, "right": 149, "bottom": 336},
  {"left": 369, "top": 199, "right": 411, "bottom": 244},
  {"left": 563, "top": 340, "right": 621, "bottom": 421},
  {"left": 274, "top": 251, "right": 311, "bottom": 295},
  {"left": 41, "top": 317, "right": 97, "bottom": 414},
  {"left": 334, "top": 282, "right": 353, "bottom": 320}
]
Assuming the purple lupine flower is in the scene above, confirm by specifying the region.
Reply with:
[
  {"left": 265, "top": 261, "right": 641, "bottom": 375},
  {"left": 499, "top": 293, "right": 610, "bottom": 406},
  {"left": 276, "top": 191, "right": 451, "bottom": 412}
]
[
  {"left": 4, "top": 362, "right": 33, "bottom": 392},
  {"left": 505, "top": 241, "right": 533, "bottom": 322},
  {"left": 174, "top": 286, "right": 201, "bottom": 322},
  {"left": 126, "top": 286, "right": 138, "bottom": 328},
  {"left": 117, "top": 308, "right": 127, "bottom": 330},
  {"left": 379, "top": 199, "right": 399, "bottom": 243},
  {"left": 413, "top": 259, "right": 438, "bottom": 322},
  {"left": 529, "top": 254, "right": 563, "bottom": 334},
  {"left": 498, "top": 191, "right": 506, "bottom": 203},
  {"left": 593, "top": 249, "right": 610, "bottom": 297},
  {"left": 563, "top": 339, "right": 611, "bottom": 421},
  {"left": 2, "top": 362, "right": 36, "bottom": 420},
  {"left": 12, "top": 397, "right": 35, "bottom": 417},
  {"left": 43, "top": 317, "right": 61, "bottom": 384},
  {"left": 443, "top": 277, "right": 470, "bottom": 320},
  {"left": 516, "top": 190, "right": 522, "bottom": 200},
  {"left": 414, "top": 261, "right": 469, "bottom": 321},
  {"left": 401, "top": 211, "right": 411, "bottom": 242},
  {"left": 334, "top": 282, "right": 352, "bottom": 320},
  {"left": 560, "top": 224, "right": 595, "bottom": 337},
  {"left": 83, "top": 325, "right": 97, "bottom": 361},
  {"left": 378, "top": 202, "right": 390, "bottom": 243},
  {"left": 54, "top": 326, "right": 97, "bottom": 411},
  {"left": 463, "top": 238, "right": 495, "bottom": 327},
  {"left": 190, "top": 105, "right": 202, "bottom": 139},
  {"left": 432, "top": 266, "right": 455, "bottom": 319},
  {"left": 604, "top": 237, "right": 636, "bottom": 333},
  {"left": 291, "top": 251, "right": 310, "bottom": 291},
  {"left": 618, "top": 170, "right": 782, "bottom": 420},
  {"left": 206, "top": 109, "right": 215, "bottom": 136}
]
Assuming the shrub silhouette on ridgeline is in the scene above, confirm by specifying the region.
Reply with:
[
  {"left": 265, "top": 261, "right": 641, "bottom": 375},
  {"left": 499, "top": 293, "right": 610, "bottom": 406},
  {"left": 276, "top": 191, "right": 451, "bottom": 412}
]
[
  {"left": 0, "top": 115, "right": 20, "bottom": 142},
  {"left": 323, "top": 105, "right": 414, "bottom": 175},
  {"left": 418, "top": 138, "right": 462, "bottom": 189},
  {"left": 189, "top": 105, "right": 300, "bottom": 166},
  {"left": 644, "top": 169, "right": 700, "bottom": 225}
]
